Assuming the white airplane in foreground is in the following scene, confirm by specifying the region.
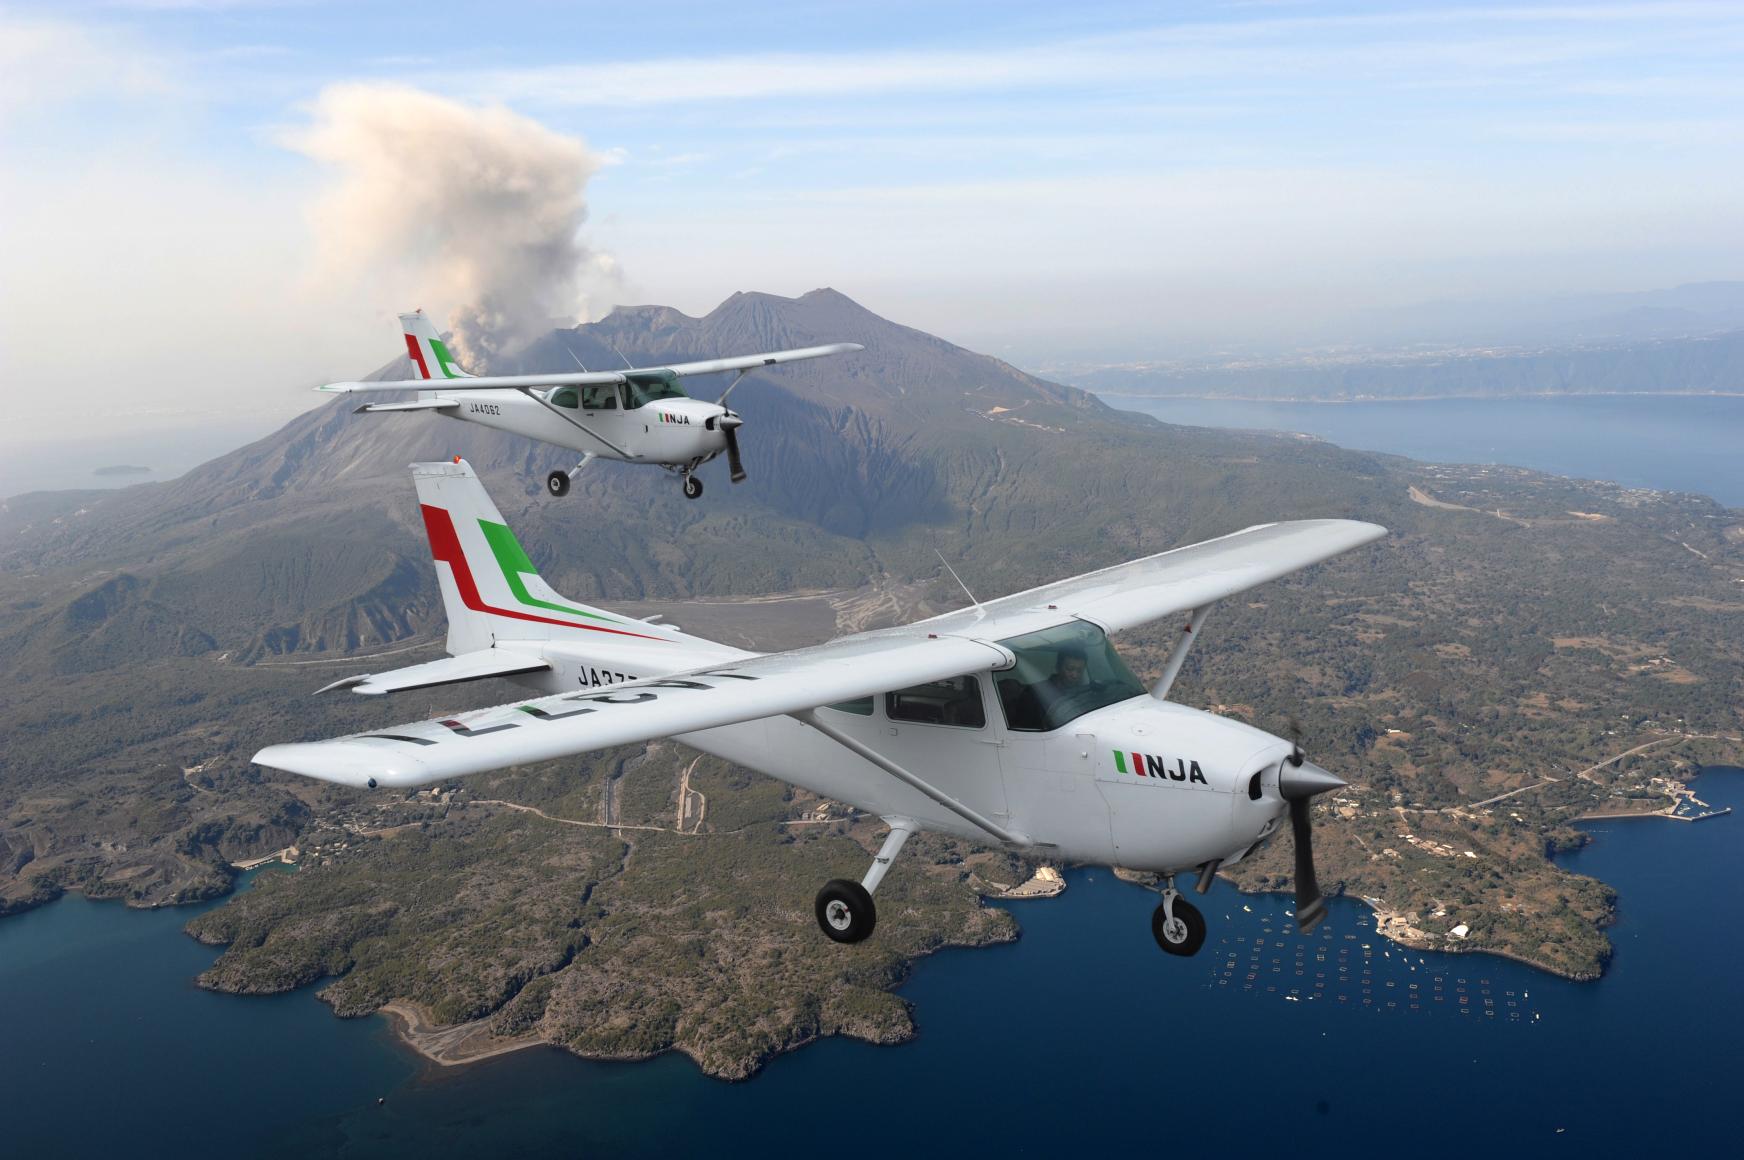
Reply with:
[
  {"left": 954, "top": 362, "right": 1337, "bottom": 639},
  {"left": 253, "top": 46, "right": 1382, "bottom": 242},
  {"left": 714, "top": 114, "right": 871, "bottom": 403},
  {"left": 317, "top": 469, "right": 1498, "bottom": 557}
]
[
  {"left": 320, "top": 313, "right": 862, "bottom": 500},
  {"left": 255, "top": 460, "right": 1386, "bottom": 952}
]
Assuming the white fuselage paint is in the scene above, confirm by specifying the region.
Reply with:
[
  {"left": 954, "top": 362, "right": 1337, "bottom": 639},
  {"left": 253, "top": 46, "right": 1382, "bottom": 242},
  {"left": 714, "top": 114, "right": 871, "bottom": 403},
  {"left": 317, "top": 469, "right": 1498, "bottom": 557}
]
[
  {"left": 428, "top": 388, "right": 729, "bottom": 467},
  {"left": 494, "top": 635, "right": 1292, "bottom": 875}
]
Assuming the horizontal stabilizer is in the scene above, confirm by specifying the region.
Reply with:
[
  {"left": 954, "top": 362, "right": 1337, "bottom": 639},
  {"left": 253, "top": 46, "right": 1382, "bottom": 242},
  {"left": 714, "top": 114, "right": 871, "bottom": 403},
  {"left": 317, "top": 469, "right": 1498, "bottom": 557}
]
[
  {"left": 353, "top": 398, "right": 460, "bottom": 414},
  {"left": 314, "top": 649, "right": 550, "bottom": 696}
]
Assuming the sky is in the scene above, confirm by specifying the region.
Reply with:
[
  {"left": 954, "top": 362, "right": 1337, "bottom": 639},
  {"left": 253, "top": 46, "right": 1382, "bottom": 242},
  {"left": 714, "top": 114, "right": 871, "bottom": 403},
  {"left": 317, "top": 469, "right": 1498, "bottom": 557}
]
[{"left": 3, "top": 0, "right": 1744, "bottom": 447}]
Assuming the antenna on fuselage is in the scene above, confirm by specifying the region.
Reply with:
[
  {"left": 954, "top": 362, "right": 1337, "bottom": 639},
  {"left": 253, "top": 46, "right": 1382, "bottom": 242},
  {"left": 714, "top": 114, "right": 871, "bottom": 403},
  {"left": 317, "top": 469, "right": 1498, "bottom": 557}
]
[
  {"left": 934, "top": 550, "right": 985, "bottom": 617},
  {"left": 564, "top": 345, "right": 591, "bottom": 373},
  {"left": 608, "top": 343, "right": 636, "bottom": 371}
]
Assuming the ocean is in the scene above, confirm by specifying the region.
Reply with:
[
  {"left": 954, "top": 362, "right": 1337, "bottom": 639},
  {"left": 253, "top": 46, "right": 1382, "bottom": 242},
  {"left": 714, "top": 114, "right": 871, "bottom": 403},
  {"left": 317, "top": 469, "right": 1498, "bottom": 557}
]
[
  {"left": 2, "top": 771, "right": 1737, "bottom": 1157},
  {"left": 1099, "top": 394, "right": 1744, "bottom": 508}
]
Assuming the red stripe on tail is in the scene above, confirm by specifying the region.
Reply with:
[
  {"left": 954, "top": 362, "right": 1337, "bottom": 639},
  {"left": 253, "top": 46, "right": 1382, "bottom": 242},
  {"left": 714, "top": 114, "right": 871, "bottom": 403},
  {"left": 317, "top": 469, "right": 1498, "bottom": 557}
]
[{"left": 405, "top": 333, "right": 432, "bottom": 379}]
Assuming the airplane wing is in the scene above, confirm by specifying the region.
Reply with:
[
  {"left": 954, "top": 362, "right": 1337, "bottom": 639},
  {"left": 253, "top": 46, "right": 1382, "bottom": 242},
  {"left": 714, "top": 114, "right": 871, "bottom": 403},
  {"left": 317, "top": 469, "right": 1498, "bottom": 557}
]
[
  {"left": 924, "top": 518, "right": 1389, "bottom": 636},
  {"left": 317, "top": 343, "right": 864, "bottom": 395},
  {"left": 314, "top": 648, "right": 551, "bottom": 696},
  {"left": 254, "top": 632, "right": 1004, "bottom": 788},
  {"left": 256, "top": 518, "right": 1384, "bottom": 789}
]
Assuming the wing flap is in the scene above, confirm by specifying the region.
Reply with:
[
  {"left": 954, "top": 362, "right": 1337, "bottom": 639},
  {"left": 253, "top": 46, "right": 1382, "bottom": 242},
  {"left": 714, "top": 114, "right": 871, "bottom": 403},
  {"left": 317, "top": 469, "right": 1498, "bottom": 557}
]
[
  {"left": 353, "top": 398, "right": 461, "bottom": 413},
  {"left": 315, "top": 649, "right": 551, "bottom": 696},
  {"left": 256, "top": 633, "right": 1002, "bottom": 788}
]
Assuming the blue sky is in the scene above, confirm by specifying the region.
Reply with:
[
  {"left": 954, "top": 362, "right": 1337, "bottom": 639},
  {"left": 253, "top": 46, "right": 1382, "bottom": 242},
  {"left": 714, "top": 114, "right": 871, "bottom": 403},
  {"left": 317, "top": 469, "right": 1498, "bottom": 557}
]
[{"left": 4, "top": 1, "right": 1743, "bottom": 440}]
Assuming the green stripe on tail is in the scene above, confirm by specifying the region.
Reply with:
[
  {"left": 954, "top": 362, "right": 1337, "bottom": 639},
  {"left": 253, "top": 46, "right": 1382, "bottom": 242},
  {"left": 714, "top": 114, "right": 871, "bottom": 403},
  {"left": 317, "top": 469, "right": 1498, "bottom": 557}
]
[{"left": 478, "top": 520, "right": 623, "bottom": 624}]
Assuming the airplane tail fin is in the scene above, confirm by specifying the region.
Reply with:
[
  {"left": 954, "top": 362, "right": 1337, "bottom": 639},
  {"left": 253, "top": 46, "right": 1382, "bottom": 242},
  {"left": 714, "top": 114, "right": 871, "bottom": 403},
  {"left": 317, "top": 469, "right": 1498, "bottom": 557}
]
[
  {"left": 412, "top": 459, "right": 670, "bottom": 653},
  {"left": 399, "top": 312, "right": 475, "bottom": 381}
]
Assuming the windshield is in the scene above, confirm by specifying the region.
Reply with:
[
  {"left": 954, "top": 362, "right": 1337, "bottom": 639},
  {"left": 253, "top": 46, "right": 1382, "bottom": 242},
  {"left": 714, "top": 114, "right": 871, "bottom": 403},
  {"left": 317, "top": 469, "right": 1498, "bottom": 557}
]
[
  {"left": 995, "top": 621, "right": 1147, "bottom": 732},
  {"left": 622, "top": 370, "right": 688, "bottom": 408}
]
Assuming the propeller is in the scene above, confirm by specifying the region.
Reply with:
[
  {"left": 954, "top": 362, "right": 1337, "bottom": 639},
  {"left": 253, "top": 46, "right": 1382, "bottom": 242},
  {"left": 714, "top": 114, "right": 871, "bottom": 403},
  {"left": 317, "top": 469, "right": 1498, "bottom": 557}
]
[
  {"left": 719, "top": 412, "right": 747, "bottom": 483},
  {"left": 1277, "top": 721, "right": 1344, "bottom": 935}
]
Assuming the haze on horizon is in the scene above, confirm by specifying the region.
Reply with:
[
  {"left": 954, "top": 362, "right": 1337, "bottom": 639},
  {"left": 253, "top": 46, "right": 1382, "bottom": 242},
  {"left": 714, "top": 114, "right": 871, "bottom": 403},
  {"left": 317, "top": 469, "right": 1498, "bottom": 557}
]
[{"left": 3, "top": 0, "right": 1743, "bottom": 447}]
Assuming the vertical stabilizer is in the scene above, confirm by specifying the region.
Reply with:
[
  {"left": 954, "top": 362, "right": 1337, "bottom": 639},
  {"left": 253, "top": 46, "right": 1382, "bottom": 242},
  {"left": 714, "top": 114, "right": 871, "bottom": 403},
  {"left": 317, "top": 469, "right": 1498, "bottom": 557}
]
[
  {"left": 399, "top": 312, "right": 474, "bottom": 381},
  {"left": 412, "top": 460, "right": 672, "bottom": 654}
]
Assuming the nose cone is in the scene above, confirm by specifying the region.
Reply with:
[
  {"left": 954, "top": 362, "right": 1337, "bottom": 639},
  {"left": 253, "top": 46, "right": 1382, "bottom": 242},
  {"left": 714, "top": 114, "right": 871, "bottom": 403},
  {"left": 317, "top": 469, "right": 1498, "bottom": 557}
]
[
  {"left": 717, "top": 412, "right": 744, "bottom": 430},
  {"left": 1278, "top": 759, "right": 1346, "bottom": 801}
]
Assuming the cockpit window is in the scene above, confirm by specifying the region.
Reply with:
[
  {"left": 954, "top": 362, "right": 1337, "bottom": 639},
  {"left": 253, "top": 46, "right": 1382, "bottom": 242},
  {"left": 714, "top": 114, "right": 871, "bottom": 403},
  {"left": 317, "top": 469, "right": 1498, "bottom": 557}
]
[
  {"left": 621, "top": 370, "right": 687, "bottom": 409},
  {"left": 996, "top": 621, "right": 1147, "bottom": 732},
  {"left": 886, "top": 675, "right": 986, "bottom": 728},
  {"left": 550, "top": 387, "right": 579, "bottom": 409},
  {"left": 579, "top": 384, "right": 617, "bottom": 410}
]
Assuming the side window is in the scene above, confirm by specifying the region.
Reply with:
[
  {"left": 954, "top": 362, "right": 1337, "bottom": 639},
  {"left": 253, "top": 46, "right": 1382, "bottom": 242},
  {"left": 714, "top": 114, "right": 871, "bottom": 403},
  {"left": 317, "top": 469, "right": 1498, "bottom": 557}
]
[
  {"left": 550, "top": 387, "right": 579, "bottom": 409},
  {"left": 580, "top": 385, "right": 617, "bottom": 410},
  {"left": 886, "top": 675, "right": 986, "bottom": 728},
  {"left": 824, "top": 696, "right": 874, "bottom": 716},
  {"left": 618, "top": 382, "right": 637, "bottom": 410}
]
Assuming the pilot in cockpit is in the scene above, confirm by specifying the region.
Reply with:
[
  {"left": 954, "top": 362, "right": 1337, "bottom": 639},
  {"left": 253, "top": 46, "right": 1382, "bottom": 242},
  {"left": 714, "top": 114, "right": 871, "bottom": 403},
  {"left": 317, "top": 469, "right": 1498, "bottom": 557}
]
[{"left": 1030, "top": 645, "right": 1091, "bottom": 722}]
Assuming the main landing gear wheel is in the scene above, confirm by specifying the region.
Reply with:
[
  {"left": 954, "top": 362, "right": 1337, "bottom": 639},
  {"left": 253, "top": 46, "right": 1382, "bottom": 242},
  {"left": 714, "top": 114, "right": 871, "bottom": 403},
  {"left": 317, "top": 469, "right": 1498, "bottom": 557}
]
[
  {"left": 681, "top": 475, "right": 703, "bottom": 500},
  {"left": 1152, "top": 895, "right": 1206, "bottom": 957},
  {"left": 546, "top": 470, "right": 571, "bottom": 498},
  {"left": 815, "top": 879, "right": 876, "bottom": 944}
]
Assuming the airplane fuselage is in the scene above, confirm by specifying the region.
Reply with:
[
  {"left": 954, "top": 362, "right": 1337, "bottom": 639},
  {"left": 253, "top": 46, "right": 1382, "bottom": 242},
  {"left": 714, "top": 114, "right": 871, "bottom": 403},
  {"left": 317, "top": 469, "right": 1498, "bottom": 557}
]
[
  {"left": 431, "top": 388, "right": 730, "bottom": 468},
  {"left": 489, "top": 634, "right": 1292, "bottom": 876}
]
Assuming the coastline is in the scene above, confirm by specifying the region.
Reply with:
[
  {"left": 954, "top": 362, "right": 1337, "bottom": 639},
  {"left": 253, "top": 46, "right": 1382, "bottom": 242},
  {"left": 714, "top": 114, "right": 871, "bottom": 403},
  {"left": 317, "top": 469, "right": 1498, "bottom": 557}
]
[
  {"left": 1088, "top": 388, "right": 1744, "bottom": 406},
  {"left": 380, "top": 1000, "right": 546, "bottom": 1068}
]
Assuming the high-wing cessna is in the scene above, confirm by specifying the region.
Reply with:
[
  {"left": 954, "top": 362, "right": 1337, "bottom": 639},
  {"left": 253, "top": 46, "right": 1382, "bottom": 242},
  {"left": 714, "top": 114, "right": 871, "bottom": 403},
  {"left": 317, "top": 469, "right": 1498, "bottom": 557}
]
[
  {"left": 255, "top": 459, "right": 1386, "bottom": 952},
  {"left": 319, "top": 313, "right": 862, "bottom": 500}
]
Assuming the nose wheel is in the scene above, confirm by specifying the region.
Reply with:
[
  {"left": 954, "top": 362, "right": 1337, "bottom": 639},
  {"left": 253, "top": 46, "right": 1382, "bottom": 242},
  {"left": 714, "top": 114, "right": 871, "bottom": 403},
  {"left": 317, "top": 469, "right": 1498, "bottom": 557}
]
[
  {"left": 1151, "top": 881, "right": 1206, "bottom": 956},
  {"left": 681, "top": 474, "right": 703, "bottom": 500}
]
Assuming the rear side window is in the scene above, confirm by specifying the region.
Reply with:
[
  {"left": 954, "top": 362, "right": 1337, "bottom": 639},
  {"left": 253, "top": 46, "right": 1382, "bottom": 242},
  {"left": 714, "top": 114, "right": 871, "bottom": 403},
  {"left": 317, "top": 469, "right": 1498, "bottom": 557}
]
[{"left": 886, "top": 675, "right": 986, "bottom": 728}]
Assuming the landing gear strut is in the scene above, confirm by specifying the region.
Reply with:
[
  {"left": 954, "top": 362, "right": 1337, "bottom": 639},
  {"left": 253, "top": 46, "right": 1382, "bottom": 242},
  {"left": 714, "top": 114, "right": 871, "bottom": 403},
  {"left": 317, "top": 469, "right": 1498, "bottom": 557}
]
[
  {"left": 546, "top": 455, "right": 593, "bottom": 499},
  {"left": 815, "top": 823, "right": 913, "bottom": 944},
  {"left": 1151, "top": 876, "right": 1206, "bottom": 956},
  {"left": 681, "top": 473, "right": 703, "bottom": 500}
]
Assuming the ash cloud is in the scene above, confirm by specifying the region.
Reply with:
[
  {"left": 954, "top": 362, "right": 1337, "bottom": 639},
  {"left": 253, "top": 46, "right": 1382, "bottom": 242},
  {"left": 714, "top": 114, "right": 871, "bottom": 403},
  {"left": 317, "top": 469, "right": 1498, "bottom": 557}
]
[{"left": 289, "top": 83, "right": 615, "bottom": 369}]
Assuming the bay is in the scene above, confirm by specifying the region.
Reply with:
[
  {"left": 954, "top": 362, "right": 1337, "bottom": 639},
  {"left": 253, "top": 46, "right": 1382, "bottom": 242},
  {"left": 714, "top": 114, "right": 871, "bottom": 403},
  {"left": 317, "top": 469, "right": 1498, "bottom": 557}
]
[
  {"left": 2, "top": 773, "right": 1736, "bottom": 1157},
  {"left": 1099, "top": 394, "right": 1744, "bottom": 508}
]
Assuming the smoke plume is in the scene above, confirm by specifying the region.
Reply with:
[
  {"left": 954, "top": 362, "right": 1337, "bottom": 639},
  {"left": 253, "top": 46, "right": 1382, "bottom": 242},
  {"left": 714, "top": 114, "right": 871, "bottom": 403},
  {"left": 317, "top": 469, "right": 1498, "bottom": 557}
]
[{"left": 289, "top": 83, "right": 614, "bottom": 369}]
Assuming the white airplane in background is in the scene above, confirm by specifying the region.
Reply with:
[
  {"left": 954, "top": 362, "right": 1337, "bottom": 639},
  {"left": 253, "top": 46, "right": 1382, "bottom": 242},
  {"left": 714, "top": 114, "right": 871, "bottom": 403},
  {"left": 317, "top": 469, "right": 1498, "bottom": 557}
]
[
  {"left": 320, "top": 313, "right": 862, "bottom": 500},
  {"left": 256, "top": 459, "right": 1386, "bottom": 953}
]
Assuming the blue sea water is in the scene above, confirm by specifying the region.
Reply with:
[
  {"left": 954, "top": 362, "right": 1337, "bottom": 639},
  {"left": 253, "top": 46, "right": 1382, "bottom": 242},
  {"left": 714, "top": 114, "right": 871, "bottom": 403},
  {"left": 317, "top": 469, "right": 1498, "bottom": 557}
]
[
  {"left": 2, "top": 773, "right": 1738, "bottom": 1157},
  {"left": 1101, "top": 394, "right": 1744, "bottom": 508}
]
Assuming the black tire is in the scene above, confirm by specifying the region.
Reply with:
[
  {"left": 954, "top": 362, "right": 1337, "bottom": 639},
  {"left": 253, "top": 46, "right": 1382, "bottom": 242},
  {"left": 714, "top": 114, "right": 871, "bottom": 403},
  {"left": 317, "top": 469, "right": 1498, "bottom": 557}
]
[
  {"left": 546, "top": 470, "right": 571, "bottom": 498},
  {"left": 1152, "top": 895, "right": 1206, "bottom": 956},
  {"left": 815, "top": 879, "right": 876, "bottom": 944},
  {"left": 682, "top": 475, "right": 703, "bottom": 500}
]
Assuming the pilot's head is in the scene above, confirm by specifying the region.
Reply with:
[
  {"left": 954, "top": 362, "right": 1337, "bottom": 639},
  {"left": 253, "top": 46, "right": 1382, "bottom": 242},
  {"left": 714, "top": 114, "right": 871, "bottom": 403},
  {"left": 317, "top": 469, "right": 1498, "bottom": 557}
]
[{"left": 1054, "top": 647, "right": 1088, "bottom": 686}]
